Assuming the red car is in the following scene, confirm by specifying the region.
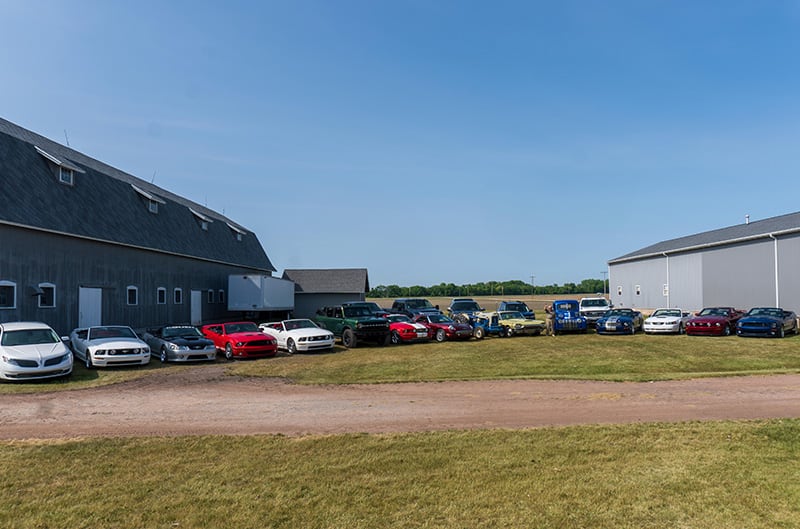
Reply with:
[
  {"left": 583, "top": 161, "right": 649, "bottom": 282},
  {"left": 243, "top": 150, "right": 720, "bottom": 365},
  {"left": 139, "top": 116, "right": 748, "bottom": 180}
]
[
  {"left": 413, "top": 313, "right": 473, "bottom": 342},
  {"left": 685, "top": 307, "right": 744, "bottom": 336},
  {"left": 385, "top": 314, "right": 430, "bottom": 344},
  {"left": 200, "top": 321, "right": 278, "bottom": 360}
]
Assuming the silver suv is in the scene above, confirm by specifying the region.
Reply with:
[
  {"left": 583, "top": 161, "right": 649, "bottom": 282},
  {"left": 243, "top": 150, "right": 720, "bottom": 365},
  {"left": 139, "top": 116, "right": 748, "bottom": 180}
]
[{"left": 579, "top": 297, "right": 612, "bottom": 327}]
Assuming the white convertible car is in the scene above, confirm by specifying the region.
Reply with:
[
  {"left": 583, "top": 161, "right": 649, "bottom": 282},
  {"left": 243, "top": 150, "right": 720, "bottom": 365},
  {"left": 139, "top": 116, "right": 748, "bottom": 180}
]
[
  {"left": 258, "top": 319, "right": 335, "bottom": 354},
  {"left": 69, "top": 325, "right": 150, "bottom": 368},
  {"left": 0, "top": 321, "right": 73, "bottom": 381},
  {"left": 643, "top": 308, "right": 691, "bottom": 334}
]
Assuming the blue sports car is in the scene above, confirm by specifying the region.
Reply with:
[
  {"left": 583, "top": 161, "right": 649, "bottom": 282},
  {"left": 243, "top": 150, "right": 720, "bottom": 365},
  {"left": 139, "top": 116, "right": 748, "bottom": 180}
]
[
  {"left": 736, "top": 307, "right": 798, "bottom": 338},
  {"left": 596, "top": 308, "right": 644, "bottom": 335}
]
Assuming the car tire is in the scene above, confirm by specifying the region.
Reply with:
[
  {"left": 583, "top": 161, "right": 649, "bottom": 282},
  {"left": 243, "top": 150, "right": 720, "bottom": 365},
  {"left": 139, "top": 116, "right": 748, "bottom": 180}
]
[
  {"left": 678, "top": 324, "right": 685, "bottom": 335},
  {"left": 504, "top": 326, "right": 514, "bottom": 338},
  {"left": 342, "top": 329, "right": 357, "bottom": 348},
  {"left": 779, "top": 327, "right": 785, "bottom": 339},
  {"left": 435, "top": 329, "right": 446, "bottom": 342},
  {"left": 287, "top": 339, "right": 297, "bottom": 355},
  {"left": 473, "top": 327, "right": 485, "bottom": 340},
  {"left": 160, "top": 347, "right": 169, "bottom": 363},
  {"left": 391, "top": 332, "right": 401, "bottom": 345},
  {"left": 85, "top": 352, "right": 94, "bottom": 369},
  {"left": 724, "top": 325, "right": 731, "bottom": 336},
  {"left": 225, "top": 342, "right": 234, "bottom": 361},
  {"left": 454, "top": 314, "right": 469, "bottom": 324}
]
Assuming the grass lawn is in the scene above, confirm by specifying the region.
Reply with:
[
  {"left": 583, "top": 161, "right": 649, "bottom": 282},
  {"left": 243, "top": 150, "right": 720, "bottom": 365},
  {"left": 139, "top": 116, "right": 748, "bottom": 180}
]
[
  {"left": 1, "top": 420, "right": 798, "bottom": 528},
  {"left": 227, "top": 333, "right": 800, "bottom": 384}
]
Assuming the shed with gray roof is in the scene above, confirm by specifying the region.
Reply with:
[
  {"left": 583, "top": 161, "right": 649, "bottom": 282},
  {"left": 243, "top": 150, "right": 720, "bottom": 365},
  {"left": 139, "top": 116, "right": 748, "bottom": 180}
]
[
  {"left": 0, "top": 117, "right": 276, "bottom": 334},
  {"left": 607, "top": 212, "right": 800, "bottom": 312},
  {"left": 282, "top": 269, "right": 370, "bottom": 318}
]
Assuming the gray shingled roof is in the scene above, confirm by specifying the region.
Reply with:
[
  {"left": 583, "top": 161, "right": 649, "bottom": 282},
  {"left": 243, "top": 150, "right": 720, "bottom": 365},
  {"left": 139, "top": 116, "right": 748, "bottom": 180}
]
[
  {"left": 610, "top": 211, "right": 800, "bottom": 264},
  {"left": 0, "top": 117, "right": 274, "bottom": 272},
  {"left": 282, "top": 269, "right": 369, "bottom": 294}
]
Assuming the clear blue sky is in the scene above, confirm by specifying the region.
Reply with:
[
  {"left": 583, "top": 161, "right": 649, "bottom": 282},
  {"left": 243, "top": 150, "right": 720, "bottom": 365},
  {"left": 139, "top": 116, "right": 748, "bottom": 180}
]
[{"left": 4, "top": 1, "right": 800, "bottom": 288}]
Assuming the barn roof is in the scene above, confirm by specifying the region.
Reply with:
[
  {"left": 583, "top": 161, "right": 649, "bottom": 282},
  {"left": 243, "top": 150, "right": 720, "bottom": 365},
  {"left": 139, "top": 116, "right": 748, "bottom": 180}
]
[
  {"left": 282, "top": 268, "right": 370, "bottom": 294},
  {"left": 609, "top": 211, "right": 800, "bottom": 264},
  {"left": 0, "top": 117, "right": 275, "bottom": 272}
]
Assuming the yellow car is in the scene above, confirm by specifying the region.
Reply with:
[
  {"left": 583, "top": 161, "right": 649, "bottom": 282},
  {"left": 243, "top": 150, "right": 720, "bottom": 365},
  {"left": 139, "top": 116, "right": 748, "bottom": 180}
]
[{"left": 496, "top": 311, "right": 546, "bottom": 336}]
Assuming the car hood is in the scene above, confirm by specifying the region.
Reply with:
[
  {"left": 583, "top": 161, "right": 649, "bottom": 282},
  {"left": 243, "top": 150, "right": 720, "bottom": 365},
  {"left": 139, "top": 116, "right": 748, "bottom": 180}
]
[
  {"left": 689, "top": 316, "right": 728, "bottom": 323},
  {"left": 739, "top": 315, "right": 782, "bottom": 324},
  {"left": 88, "top": 338, "right": 147, "bottom": 349},
  {"left": 228, "top": 332, "right": 273, "bottom": 341},
  {"left": 646, "top": 316, "right": 681, "bottom": 323},
  {"left": 168, "top": 336, "right": 215, "bottom": 347},
  {"left": 503, "top": 318, "right": 544, "bottom": 326},
  {"left": 2, "top": 342, "right": 68, "bottom": 360},
  {"left": 285, "top": 328, "right": 333, "bottom": 338},
  {"left": 599, "top": 315, "right": 633, "bottom": 324}
]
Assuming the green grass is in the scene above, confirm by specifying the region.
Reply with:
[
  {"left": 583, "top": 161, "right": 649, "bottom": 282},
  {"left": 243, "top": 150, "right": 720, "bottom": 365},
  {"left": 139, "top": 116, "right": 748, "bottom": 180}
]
[
  {"left": 1, "top": 420, "right": 799, "bottom": 528},
  {"left": 228, "top": 333, "right": 800, "bottom": 384},
  {"left": 0, "top": 360, "right": 170, "bottom": 394}
]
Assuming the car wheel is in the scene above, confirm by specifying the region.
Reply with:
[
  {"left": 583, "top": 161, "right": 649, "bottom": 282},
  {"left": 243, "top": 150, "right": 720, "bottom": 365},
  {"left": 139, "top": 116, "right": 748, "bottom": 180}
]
[
  {"left": 85, "top": 352, "right": 94, "bottom": 369},
  {"left": 287, "top": 338, "right": 297, "bottom": 355},
  {"left": 390, "top": 331, "right": 401, "bottom": 345},
  {"left": 724, "top": 325, "right": 731, "bottom": 336},
  {"left": 160, "top": 347, "right": 169, "bottom": 363},
  {"left": 435, "top": 329, "right": 446, "bottom": 342},
  {"left": 342, "top": 329, "right": 357, "bottom": 348},
  {"left": 225, "top": 343, "right": 234, "bottom": 361},
  {"left": 678, "top": 324, "right": 685, "bottom": 335},
  {"left": 504, "top": 326, "right": 514, "bottom": 338},
  {"left": 454, "top": 314, "right": 468, "bottom": 324},
  {"left": 473, "top": 327, "right": 485, "bottom": 340},
  {"left": 779, "top": 327, "right": 785, "bottom": 339}
]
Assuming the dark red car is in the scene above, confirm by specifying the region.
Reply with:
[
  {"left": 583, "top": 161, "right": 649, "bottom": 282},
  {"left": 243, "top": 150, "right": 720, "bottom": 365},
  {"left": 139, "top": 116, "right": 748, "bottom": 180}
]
[
  {"left": 200, "top": 321, "right": 278, "bottom": 360},
  {"left": 413, "top": 313, "right": 473, "bottom": 342},
  {"left": 385, "top": 314, "right": 430, "bottom": 344},
  {"left": 685, "top": 307, "right": 744, "bottom": 336}
]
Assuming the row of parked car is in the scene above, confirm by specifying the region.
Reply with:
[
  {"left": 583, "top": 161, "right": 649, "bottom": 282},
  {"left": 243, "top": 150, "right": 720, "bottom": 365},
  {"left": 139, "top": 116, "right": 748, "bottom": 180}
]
[{"left": 2, "top": 297, "right": 797, "bottom": 382}]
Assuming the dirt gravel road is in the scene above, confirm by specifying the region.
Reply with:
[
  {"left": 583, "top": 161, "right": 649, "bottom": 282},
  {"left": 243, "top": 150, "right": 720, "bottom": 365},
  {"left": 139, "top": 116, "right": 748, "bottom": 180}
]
[{"left": 2, "top": 366, "right": 800, "bottom": 439}]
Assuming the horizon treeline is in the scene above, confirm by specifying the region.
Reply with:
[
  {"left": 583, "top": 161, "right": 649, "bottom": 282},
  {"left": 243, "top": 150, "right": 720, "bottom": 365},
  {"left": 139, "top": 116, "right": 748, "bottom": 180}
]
[{"left": 368, "top": 278, "right": 608, "bottom": 298}]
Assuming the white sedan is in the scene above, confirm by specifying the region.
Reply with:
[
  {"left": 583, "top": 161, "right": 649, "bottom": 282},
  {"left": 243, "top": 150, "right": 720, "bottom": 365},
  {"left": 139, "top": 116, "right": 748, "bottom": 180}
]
[
  {"left": 643, "top": 308, "right": 691, "bottom": 334},
  {"left": 69, "top": 325, "right": 150, "bottom": 368},
  {"left": 0, "top": 321, "right": 73, "bottom": 381},
  {"left": 258, "top": 319, "right": 335, "bottom": 354}
]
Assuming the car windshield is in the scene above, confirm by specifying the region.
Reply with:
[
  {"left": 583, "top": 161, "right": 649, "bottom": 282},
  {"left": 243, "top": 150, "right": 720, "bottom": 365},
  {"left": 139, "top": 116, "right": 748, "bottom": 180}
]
[
  {"left": 747, "top": 308, "right": 783, "bottom": 318},
  {"left": 284, "top": 319, "right": 317, "bottom": 330},
  {"left": 344, "top": 306, "right": 372, "bottom": 317},
  {"left": 89, "top": 326, "right": 137, "bottom": 340},
  {"left": 406, "top": 299, "right": 434, "bottom": 309},
  {"left": 699, "top": 308, "right": 727, "bottom": 317},
  {"left": 503, "top": 303, "right": 528, "bottom": 312},
  {"left": 555, "top": 302, "right": 578, "bottom": 311},
  {"left": 224, "top": 322, "right": 259, "bottom": 333},
  {"left": 606, "top": 309, "right": 633, "bottom": 317},
  {"left": 163, "top": 327, "right": 202, "bottom": 338},
  {"left": 1, "top": 328, "right": 60, "bottom": 346},
  {"left": 388, "top": 315, "right": 411, "bottom": 323},
  {"left": 427, "top": 314, "right": 453, "bottom": 324},
  {"left": 581, "top": 299, "right": 609, "bottom": 308},
  {"left": 500, "top": 312, "right": 524, "bottom": 320},
  {"left": 451, "top": 301, "right": 481, "bottom": 311},
  {"left": 652, "top": 309, "right": 681, "bottom": 318}
]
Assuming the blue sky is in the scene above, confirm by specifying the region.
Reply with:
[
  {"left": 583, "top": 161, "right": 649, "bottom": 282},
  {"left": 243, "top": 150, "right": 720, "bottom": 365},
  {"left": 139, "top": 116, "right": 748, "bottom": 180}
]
[{"left": 3, "top": 1, "right": 800, "bottom": 288}]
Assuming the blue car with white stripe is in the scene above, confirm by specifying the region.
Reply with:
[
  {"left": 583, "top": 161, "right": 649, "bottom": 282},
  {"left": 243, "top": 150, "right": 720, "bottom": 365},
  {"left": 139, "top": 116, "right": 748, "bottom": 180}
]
[{"left": 596, "top": 308, "right": 644, "bottom": 335}]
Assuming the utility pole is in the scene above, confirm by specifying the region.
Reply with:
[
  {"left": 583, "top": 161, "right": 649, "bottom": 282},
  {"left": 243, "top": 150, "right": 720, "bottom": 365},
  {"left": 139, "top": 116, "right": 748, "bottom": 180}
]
[
  {"left": 530, "top": 274, "right": 535, "bottom": 296},
  {"left": 601, "top": 271, "right": 608, "bottom": 298}
]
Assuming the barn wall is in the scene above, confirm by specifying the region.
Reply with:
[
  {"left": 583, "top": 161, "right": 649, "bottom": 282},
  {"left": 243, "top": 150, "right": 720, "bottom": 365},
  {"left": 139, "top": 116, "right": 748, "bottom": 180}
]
[
  {"left": 0, "top": 225, "right": 264, "bottom": 335},
  {"left": 702, "top": 240, "right": 775, "bottom": 309}
]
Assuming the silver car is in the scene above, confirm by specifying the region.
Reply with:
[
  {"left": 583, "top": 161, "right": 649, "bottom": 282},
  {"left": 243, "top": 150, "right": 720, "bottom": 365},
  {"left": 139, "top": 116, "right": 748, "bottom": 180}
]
[{"left": 142, "top": 325, "right": 217, "bottom": 363}]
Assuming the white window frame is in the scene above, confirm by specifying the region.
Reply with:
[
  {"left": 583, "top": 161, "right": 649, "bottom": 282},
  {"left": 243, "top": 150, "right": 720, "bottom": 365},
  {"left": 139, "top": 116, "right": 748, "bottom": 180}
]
[
  {"left": 38, "top": 282, "right": 56, "bottom": 308},
  {"left": 174, "top": 288, "right": 183, "bottom": 305},
  {"left": 0, "top": 280, "right": 17, "bottom": 309},
  {"left": 148, "top": 200, "right": 159, "bottom": 214},
  {"left": 157, "top": 287, "right": 167, "bottom": 305},
  {"left": 126, "top": 285, "right": 139, "bottom": 306},
  {"left": 59, "top": 167, "right": 74, "bottom": 185}
]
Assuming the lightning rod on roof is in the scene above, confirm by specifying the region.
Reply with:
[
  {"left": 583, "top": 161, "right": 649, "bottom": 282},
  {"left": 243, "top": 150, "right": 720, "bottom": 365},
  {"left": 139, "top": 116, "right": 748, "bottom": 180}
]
[
  {"left": 64, "top": 129, "right": 70, "bottom": 147},
  {"left": 151, "top": 170, "right": 156, "bottom": 183}
]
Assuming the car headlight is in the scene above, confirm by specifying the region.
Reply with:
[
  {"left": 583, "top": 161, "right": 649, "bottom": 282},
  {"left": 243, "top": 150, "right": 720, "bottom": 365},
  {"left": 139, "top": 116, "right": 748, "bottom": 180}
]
[
  {"left": 169, "top": 343, "right": 188, "bottom": 351},
  {"left": 448, "top": 325, "right": 455, "bottom": 331}
]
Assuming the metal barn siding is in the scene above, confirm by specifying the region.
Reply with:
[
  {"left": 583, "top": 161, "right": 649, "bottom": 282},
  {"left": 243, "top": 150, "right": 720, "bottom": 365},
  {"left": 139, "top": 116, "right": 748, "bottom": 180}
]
[
  {"left": 776, "top": 233, "right": 800, "bottom": 312},
  {"left": 609, "top": 253, "right": 703, "bottom": 311},
  {"left": 701, "top": 240, "right": 775, "bottom": 309},
  {"left": 663, "top": 252, "right": 703, "bottom": 310},
  {"left": 0, "top": 225, "right": 260, "bottom": 335}
]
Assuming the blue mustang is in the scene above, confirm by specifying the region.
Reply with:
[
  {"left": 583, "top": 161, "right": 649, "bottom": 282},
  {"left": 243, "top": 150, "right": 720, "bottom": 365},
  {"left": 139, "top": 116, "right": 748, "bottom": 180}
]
[
  {"left": 596, "top": 308, "right": 644, "bottom": 335},
  {"left": 736, "top": 307, "right": 798, "bottom": 338}
]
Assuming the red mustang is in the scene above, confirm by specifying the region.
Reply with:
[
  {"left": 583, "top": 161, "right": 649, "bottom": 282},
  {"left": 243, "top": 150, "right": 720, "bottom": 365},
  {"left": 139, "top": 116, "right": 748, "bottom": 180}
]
[
  {"left": 200, "top": 321, "right": 278, "bottom": 360},
  {"left": 685, "top": 307, "right": 744, "bottom": 336},
  {"left": 413, "top": 313, "right": 473, "bottom": 342},
  {"left": 385, "top": 314, "right": 430, "bottom": 344}
]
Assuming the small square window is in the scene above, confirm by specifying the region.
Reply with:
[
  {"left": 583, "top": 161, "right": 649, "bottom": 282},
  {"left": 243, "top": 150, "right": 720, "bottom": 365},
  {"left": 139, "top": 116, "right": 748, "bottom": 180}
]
[
  {"left": 201, "top": 220, "right": 209, "bottom": 231},
  {"left": 174, "top": 288, "right": 183, "bottom": 304},
  {"left": 0, "top": 281, "right": 16, "bottom": 309},
  {"left": 236, "top": 232, "right": 242, "bottom": 241},
  {"left": 157, "top": 287, "right": 167, "bottom": 305},
  {"left": 38, "top": 283, "right": 56, "bottom": 308},
  {"left": 127, "top": 286, "right": 139, "bottom": 306},
  {"left": 148, "top": 200, "right": 159, "bottom": 214},
  {"left": 59, "top": 167, "right": 74, "bottom": 185}
]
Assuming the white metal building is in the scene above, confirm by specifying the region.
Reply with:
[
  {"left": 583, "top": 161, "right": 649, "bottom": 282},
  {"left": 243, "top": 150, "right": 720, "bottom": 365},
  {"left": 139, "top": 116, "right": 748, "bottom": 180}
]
[{"left": 607, "top": 212, "right": 800, "bottom": 312}]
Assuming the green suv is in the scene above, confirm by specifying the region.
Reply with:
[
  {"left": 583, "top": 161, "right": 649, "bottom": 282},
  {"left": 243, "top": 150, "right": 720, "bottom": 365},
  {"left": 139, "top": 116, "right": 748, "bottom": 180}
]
[{"left": 312, "top": 305, "right": 391, "bottom": 348}]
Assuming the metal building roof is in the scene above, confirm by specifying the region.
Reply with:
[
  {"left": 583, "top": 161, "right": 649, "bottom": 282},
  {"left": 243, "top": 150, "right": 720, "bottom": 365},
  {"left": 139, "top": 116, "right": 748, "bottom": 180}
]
[
  {"left": 609, "top": 211, "right": 800, "bottom": 264},
  {"left": 282, "top": 269, "right": 370, "bottom": 294},
  {"left": 0, "top": 117, "right": 275, "bottom": 272}
]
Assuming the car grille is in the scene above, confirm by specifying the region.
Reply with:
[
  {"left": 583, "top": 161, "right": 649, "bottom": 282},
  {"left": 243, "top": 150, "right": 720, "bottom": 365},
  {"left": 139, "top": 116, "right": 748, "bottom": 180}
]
[
  {"left": 309, "top": 335, "right": 330, "bottom": 342},
  {"left": 44, "top": 354, "right": 69, "bottom": 366},
  {"left": 14, "top": 359, "right": 38, "bottom": 368},
  {"left": 246, "top": 340, "right": 273, "bottom": 347},
  {"left": 108, "top": 349, "right": 142, "bottom": 355},
  {"left": 188, "top": 344, "right": 208, "bottom": 350},
  {"left": 559, "top": 320, "right": 584, "bottom": 330}
]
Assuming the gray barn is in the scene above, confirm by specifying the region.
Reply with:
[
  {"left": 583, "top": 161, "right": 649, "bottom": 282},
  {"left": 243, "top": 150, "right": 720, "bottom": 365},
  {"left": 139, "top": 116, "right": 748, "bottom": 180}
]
[
  {"left": 608, "top": 212, "right": 800, "bottom": 312},
  {"left": 282, "top": 269, "right": 369, "bottom": 318},
  {"left": 0, "top": 118, "right": 275, "bottom": 334}
]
